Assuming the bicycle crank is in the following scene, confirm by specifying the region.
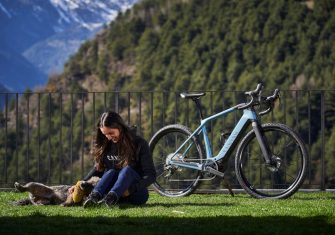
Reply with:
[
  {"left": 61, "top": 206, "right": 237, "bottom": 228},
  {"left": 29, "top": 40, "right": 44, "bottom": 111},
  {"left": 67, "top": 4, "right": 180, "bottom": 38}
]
[{"left": 204, "top": 166, "right": 225, "bottom": 178}]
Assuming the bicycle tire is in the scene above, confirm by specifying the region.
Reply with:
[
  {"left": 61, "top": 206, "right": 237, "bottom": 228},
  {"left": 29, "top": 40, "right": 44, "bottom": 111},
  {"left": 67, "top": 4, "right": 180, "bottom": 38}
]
[
  {"left": 149, "top": 124, "right": 204, "bottom": 197},
  {"left": 235, "top": 123, "right": 307, "bottom": 199}
]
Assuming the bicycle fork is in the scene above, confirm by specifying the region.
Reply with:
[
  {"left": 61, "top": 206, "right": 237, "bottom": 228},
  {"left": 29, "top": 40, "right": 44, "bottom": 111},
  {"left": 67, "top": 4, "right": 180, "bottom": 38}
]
[{"left": 251, "top": 121, "right": 280, "bottom": 170}]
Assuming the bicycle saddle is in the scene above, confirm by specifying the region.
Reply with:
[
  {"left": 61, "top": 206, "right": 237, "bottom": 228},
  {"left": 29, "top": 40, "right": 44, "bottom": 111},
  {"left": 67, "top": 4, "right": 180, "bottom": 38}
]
[{"left": 180, "top": 92, "right": 206, "bottom": 99}]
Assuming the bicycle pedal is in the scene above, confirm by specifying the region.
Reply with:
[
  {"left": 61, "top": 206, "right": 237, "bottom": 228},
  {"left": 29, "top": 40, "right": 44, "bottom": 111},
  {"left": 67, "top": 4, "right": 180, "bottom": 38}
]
[{"left": 205, "top": 166, "right": 225, "bottom": 178}]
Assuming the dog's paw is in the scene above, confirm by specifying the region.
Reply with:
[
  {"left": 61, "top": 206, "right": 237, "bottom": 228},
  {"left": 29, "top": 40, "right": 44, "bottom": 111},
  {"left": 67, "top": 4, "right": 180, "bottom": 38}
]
[
  {"left": 12, "top": 199, "right": 31, "bottom": 206},
  {"left": 61, "top": 202, "right": 73, "bottom": 207}
]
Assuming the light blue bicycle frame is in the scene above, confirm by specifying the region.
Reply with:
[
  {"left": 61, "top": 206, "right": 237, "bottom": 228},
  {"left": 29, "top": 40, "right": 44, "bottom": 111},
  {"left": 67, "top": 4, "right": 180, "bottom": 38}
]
[{"left": 166, "top": 105, "right": 259, "bottom": 172}]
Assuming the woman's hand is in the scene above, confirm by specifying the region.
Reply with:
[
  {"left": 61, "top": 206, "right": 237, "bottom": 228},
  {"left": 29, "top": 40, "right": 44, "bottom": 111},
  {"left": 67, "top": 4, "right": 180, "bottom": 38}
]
[{"left": 68, "top": 185, "right": 75, "bottom": 194}]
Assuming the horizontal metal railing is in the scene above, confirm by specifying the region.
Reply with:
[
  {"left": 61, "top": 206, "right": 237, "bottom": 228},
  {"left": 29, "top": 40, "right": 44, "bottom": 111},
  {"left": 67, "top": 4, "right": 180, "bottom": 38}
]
[{"left": 0, "top": 89, "right": 334, "bottom": 191}]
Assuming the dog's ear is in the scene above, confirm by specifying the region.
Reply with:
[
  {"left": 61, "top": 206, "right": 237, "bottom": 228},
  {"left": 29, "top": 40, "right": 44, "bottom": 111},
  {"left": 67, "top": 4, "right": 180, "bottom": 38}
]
[
  {"left": 80, "top": 181, "right": 94, "bottom": 193},
  {"left": 79, "top": 181, "right": 86, "bottom": 190},
  {"left": 73, "top": 181, "right": 86, "bottom": 203}
]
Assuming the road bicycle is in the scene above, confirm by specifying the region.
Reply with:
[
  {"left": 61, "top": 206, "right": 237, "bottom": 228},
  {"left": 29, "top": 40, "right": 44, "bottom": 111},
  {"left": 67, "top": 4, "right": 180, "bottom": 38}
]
[{"left": 149, "top": 83, "right": 307, "bottom": 199}]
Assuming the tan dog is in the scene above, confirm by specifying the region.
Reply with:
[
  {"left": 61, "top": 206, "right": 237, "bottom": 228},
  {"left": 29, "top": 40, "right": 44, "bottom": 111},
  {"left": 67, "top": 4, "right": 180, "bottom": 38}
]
[{"left": 13, "top": 177, "right": 100, "bottom": 206}]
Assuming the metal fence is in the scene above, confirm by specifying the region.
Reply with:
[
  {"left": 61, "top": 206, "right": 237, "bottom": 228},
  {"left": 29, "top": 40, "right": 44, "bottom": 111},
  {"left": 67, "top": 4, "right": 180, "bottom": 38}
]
[{"left": 0, "top": 89, "right": 334, "bottom": 191}]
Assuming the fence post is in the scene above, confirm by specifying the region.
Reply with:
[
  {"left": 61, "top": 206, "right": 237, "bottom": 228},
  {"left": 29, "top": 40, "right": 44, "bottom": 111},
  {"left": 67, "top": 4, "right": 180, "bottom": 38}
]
[
  {"left": 37, "top": 93, "right": 41, "bottom": 182},
  {"left": 59, "top": 93, "right": 63, "bottom": 184},
  {"left": 4, "top": 93, "right": 8, "bottom": 183},
  {"left": 321, "top": 91, "right": 325, "bottom": 191}
]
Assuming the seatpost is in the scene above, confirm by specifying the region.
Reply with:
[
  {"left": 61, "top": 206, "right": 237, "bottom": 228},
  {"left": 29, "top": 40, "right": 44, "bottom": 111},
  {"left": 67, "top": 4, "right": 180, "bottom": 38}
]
[{"left": 193, "top": 98, "right": 204, "bottom": 120}]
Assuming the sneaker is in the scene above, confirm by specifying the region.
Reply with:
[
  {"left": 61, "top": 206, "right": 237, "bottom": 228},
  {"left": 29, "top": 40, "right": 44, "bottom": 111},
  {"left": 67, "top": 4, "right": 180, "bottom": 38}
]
[
  {"left": 83, "top": 191, "right": 102, "bottom": 208},
  {"left": 104, "top": 192, "right": 118, "bottom": 208}
]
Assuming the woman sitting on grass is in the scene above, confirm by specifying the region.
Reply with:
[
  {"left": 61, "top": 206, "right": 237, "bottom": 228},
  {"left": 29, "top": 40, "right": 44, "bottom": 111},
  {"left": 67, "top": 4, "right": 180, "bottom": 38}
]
[{"left": 69, "top": 111, "right": 156, "bottom": 208}]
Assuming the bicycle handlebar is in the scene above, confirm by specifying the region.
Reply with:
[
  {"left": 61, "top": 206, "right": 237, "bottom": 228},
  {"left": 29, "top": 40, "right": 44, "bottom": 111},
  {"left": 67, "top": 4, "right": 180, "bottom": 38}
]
[
  {"left": 244, "top": 83, "right": 264, "bottom": 97},
  {"left": 238, "top": 83, "right": 280, "bottom": 116}
]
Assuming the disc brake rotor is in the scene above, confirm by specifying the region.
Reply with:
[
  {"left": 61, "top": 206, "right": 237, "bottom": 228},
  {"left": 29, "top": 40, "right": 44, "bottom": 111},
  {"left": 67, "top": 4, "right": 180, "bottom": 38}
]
[{"left": 267, "top": 156, "right": 282, "bottom": 172}]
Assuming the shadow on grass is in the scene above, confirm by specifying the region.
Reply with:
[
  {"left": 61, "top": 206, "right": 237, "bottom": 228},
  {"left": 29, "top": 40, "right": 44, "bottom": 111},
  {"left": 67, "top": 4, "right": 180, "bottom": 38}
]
[
  {"left": 120, "top": 202, "right": 237, "bottom": 208},
  {"left": 0, "top": 214, "right": 333, "bottom": 235}
]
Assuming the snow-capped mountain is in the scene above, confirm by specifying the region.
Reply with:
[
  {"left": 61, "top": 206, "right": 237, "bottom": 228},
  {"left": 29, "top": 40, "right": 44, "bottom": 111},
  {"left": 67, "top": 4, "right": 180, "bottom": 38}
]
[
  {"left": 0, "top": 0, "right": 137, "bottom": 92},
  {"left": 49, "top": 0, "right": 134, "bottom": 30}
]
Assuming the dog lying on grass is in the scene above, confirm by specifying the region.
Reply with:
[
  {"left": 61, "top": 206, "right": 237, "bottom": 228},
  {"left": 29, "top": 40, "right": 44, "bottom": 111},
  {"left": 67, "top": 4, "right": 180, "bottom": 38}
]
[{"left": 13, "top": 176, "right": 100, "bottom": 206}]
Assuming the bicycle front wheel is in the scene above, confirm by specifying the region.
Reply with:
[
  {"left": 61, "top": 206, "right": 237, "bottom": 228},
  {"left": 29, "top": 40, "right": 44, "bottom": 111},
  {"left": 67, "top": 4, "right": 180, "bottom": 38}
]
[
  {"left": 149, "top": 124, "right": 204, "bottom": 197},
  {"left": 235, "top": 123, "right": 307, "bottom": 199}
]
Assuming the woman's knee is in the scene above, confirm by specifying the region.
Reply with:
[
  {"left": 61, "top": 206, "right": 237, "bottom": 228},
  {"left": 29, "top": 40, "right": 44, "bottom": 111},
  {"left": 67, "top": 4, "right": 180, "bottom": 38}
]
[
  {"left": 120, "top": 166, "right": 140, "bottom": 179},
  {"left": 121, "top": 165, "right": 134, "bottom": 173},
  {"left": 105, "top": 168, "right": 118, "bottom": 175}
]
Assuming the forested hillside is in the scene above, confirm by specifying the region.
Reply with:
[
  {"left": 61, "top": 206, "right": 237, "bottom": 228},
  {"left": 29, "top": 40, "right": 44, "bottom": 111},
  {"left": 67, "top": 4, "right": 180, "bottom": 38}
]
[
  {"left": 49, "top": 0, "right": 335, "bottom": 93},
  {"left": 1, "top": 0, "right": 335, "bottom": 188}
]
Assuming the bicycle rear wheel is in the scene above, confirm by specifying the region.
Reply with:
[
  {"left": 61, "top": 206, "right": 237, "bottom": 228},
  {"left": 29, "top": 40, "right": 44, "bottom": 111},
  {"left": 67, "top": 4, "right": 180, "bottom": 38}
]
[
  {"left": 149, "top": 124, "right": 204, "bottom": 197},
  {"left": 235, "top": 123, "right": 307, "bottom": 199}
]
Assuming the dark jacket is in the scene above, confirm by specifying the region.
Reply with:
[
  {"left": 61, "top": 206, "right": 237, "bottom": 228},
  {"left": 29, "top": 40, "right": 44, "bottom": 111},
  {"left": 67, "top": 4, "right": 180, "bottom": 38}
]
[{"left": 83, "top": 136, "right": 156, "bottom": 194}]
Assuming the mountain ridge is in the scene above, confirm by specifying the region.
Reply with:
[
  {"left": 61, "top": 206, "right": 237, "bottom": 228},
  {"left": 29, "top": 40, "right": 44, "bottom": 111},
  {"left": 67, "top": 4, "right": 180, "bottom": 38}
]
[{"left": 0, "top": 0, "right": 137, "bottom": 91}]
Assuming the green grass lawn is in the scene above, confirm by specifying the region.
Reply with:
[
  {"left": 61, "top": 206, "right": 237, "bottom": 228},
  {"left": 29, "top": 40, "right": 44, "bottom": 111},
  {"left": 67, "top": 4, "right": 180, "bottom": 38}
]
[{"left": 0, "top": 191, "right": 334, "bottom": 235}]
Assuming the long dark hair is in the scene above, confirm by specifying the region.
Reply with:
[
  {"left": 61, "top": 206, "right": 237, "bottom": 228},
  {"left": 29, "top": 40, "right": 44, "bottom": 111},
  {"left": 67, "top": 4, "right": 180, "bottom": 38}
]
[{"left": 93, "top": 111, "right": 136, "bottom": 171}]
